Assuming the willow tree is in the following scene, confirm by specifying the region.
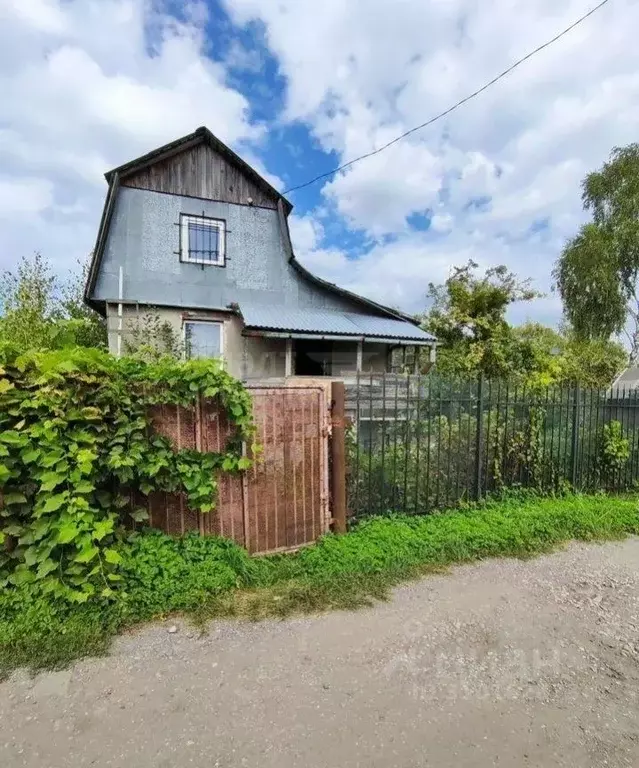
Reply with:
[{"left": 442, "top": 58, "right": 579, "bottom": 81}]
[{"left": 555, "top": 144, "right": 639, "bottom": 362}]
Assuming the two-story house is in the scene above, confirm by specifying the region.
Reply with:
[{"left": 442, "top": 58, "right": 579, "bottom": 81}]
[{"left": 84, "top": 127, "right": 436, "bottom": 379}]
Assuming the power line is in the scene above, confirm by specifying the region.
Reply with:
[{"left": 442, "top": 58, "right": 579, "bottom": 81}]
[{"left": 283, "top": 0, "right": 611, "bottom": 195}]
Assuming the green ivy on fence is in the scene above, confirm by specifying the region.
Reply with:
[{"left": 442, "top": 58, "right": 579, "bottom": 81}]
[{"left": 0, "top": 346, "right": 254, "bottom": 603}]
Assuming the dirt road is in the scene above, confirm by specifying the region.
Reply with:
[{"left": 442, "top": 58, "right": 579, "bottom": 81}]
[{"left": 2, "top": 538, "right": 639, "bottom": 768}]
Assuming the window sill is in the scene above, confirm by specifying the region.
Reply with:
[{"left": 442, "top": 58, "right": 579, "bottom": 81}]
[{"left": 181, "top": 257, "right": 225, "bottom": 267}]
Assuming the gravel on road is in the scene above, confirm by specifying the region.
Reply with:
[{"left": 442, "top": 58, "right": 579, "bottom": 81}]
[{"left": 2, "top": 538, "right": 639, "bottom": 768}]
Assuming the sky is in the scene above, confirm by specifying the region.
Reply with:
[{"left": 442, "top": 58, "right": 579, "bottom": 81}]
[{"left": 1, "top": 0, "right": 639, "bottom": 327}]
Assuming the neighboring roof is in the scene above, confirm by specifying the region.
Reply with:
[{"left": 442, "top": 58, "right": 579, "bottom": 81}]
[
  {"left": 105, "top": 126, "right": 293, "bottom": 214},
  {"left": 609, "top": 367, "right": 639, "bottom": 397},
  {"left": 240, "top": 304, "right": 435, "bottom": 344}
]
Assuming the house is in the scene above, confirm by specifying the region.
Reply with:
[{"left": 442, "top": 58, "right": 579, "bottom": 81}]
[
  {"left": 609, "top": 367, "right": 639, "bottom": 399},
  {"left": 605, "top": 367, "right": 639, "bottom": 428},
  {"left": 84, "top": 127, "right": 436, "bottom": 379}
]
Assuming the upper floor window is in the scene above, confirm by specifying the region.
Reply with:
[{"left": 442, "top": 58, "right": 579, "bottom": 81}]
[{"left": 180, "top": 214, "right": 225, "bottom": 266}]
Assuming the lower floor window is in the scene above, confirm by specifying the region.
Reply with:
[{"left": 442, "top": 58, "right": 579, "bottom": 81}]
[{"left": 184, "top": 321, "right": 223, "bottom": 359}]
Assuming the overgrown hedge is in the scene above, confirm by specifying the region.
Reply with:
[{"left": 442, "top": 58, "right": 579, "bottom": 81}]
[{"left": 0, "top": 346, "right": 254, "bottom": 602}]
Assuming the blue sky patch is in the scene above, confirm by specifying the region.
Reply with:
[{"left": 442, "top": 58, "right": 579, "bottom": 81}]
[{"left": 407, "top": 211, "right": 432, "bottom": 232}]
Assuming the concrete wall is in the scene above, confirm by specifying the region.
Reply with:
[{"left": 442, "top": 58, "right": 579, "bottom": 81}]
[
  {"left": 331, "top": 342, "right": 359, "bottom": 377},
  {"left": 362, "top": 343, "right": 389, "bottom": 373},
  {"left": 94, "top": 186, "right": 372, "bottom": 314},
  {"left": 243, "top": 336, "right": 287, "bottom": 379},
  {"left": 105, "top": 304, "right": 244, "bottom": 379}
]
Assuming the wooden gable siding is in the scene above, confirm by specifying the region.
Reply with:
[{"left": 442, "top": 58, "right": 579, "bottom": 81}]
[{"left": 121, "top": 142, "right": 278, "bottom": 208}]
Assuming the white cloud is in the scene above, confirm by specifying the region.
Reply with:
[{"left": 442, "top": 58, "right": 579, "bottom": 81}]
[
  {"left": 289, "top": 214, "right": 324, "bottom": 252},
  {"left": 430, "top": 213, "right": 454, "bottom": 233},
  {"left": 323, "top": 135, "right": 444, "bottom": 235},
  {"left": 0, "top": 0, "right": 264, "bottom": 273},
  {"left": 226, "top": 0, "right": 639, "bottom": 322},
  {"left": 0, "top": 178, "right": 54, "bottom": 217},
  {"left": 0, "top": 0, "right": 67, "bottom": 34},
  {"left": 293, "top": 221, "right": 561, "bottom": 322},
  {"left": 224, "top": 40, "right": 265, "bottom": 73},
  {"left": 4, "top": 0, "right": 639, "bottom": 333}
]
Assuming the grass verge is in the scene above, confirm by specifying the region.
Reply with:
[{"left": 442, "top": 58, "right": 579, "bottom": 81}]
[{"left": 1, "top": 493, "right": 638, "bottom": 677}]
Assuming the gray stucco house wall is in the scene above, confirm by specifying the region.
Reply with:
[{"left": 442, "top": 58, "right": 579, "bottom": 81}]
[{"left": 94, "top": 187, "right": 364, "bottom": 315}]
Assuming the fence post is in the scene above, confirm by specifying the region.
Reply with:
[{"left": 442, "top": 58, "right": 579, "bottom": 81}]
[
  {"left": 331, "top": 380, "right": 347, "bottom": 534},
  {"left": 571, "top": 383, "right": 580, "bottom": 489},
  {"left": 474, "top": 373, "right": 485, "bottom": 501}
]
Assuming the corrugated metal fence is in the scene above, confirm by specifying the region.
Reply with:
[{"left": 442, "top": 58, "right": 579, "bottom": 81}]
[
  {"left": 142, "top": 384, "right": 331, "bottom": 554},
  {"left": 347, "top": 373, "right": 639, "bottom": 519}
]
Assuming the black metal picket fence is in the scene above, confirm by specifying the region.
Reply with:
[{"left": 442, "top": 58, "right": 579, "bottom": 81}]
[{"left": 346, "top": 373, "right": 639, "bottom": 518}]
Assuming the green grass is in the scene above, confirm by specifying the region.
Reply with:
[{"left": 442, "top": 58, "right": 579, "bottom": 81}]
[{"left": 1, "top": 493, "right": 638, "bottom": 677}]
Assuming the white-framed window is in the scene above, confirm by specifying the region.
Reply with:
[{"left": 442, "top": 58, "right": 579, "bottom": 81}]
[
  {"left": 184, "top": 320, "right": 224, "bottom": 360},
  {"left": 180, "top": 214, "right": 225, "bottom": 266}
]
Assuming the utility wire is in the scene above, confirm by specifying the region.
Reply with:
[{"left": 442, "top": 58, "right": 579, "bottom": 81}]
[{"left": 283, "top": 0, "right": 611, "bottom": 195}]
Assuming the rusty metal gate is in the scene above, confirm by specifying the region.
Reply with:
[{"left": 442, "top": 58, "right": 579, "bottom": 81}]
[{"left": 141, "top": 385, "right": 331, "bottom": 554}]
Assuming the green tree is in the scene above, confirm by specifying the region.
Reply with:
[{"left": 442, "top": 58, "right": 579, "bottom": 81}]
[
  {"left": 423, "top": 261, "right": 539, "bottom": 377},
  {"left": 555, "top": 144, "right": 639, "bottom": 360},
  {"left": 513, "top": 323, "right": 564, "bottom": 385},
  {"left": 59, "top": 258, "right": 108, "bottom": 349},
  {"left": 0, "top": 253, "right": 56, "bottom": 351},
  {"left": 0, "top": 253, "right": 106, "bottom": 352},
  {"left": 422, "top": 261, "right": 624, "bottom": 386},
  {"left": 514, "top": 322, "right": 626, "bottom": 388}
]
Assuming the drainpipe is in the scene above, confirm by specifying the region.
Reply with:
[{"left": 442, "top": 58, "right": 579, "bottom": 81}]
[{"left": 116, "top": 266, "right": 123, "bottom": 358}]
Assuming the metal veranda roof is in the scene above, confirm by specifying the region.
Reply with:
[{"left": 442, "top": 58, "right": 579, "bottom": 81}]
[{"left": 240, "top": 304, "right": 435, "bottom": 343}]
